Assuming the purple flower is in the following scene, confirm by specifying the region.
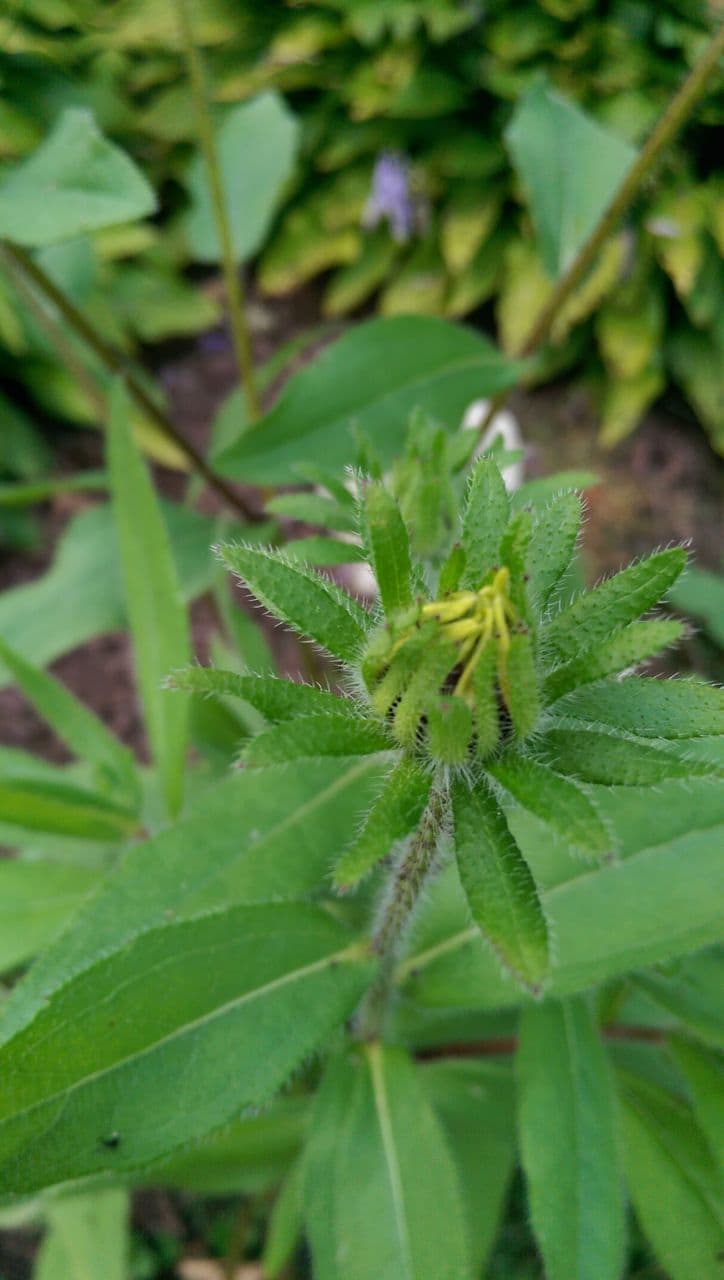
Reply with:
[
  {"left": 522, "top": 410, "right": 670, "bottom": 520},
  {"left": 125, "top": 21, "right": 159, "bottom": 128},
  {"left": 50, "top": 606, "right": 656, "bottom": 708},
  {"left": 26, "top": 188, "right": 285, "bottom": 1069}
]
[{"left": 362, "top": 151, "right": 416, "bottom": 243}]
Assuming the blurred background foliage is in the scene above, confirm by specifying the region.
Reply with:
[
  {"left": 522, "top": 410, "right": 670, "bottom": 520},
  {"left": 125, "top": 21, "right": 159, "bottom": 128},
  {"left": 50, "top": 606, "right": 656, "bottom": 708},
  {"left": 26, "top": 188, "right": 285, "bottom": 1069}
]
[{"left": 0, "top": 0, "right": 722, "bottom": 478}]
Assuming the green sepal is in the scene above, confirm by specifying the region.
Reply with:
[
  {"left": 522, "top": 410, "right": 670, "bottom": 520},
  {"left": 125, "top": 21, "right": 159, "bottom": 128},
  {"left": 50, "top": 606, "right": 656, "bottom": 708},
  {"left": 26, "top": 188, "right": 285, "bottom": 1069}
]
[
  {"left": 241, "top": 716, "right": 393, "bottom": 768},
  {"left": 438, "top": 543, "right": 466, "bottom": 596},
  {"left": 216, "top": 542, "right": 371, "bottom": 663},
  {"left": 488, "top": 752, "right": 612, "bottom": 859},
  {"left": 427, "top": 695, "right": 473, "bottom": 766},
  {"left": 393, "top": 638, "right": 458, "bottom": 747},
  {"left": 363, "top": 482, "right": 415, "bottom": 618},
  {"left": 460, "top": 458, "right": 509, "bottom": 589},
  {"left": 472, "top": 643, "right": 500, "bottom": 759},
  {"left": 543, "top": 619, "right": 684, "bottom": 703},
  {"left": 542, "top": 548, "right": 687, "bottom": 665},
  {"left": 333, "top": 758, "right": 432, "bottom": 890},
  {"left": 498, "top": 509, "right": 534, "bottom": 626},
  {"left": 500, "top": 630, "right": 540, "bottom": 740},
  {"left": 536, "top": 727, "right": 721, "bottom": 786},
  {"left": 527, "top": 491, "right": 582, "bottom": 610},
  {"left": 452, "top": 777, "right": 549, "bottom": 993}
]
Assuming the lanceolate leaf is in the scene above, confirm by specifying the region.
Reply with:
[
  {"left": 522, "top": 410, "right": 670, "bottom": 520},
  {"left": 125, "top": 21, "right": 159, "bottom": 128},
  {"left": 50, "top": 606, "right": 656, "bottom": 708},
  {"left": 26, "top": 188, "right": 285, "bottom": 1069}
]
[
  {"left": 168, "top": 666, "right": 363, "bottom": 722},
  {"left": 304, "top": 1053, "right": 354, "bottom": 1280},
  {"left": 554, "top": 678, "right": 724, "bottom": 740},
  {"left": 242, "top": 716, "right": 393, "bottom": 767},
  {"left": 543, "top": 618, "right": 685, "bottom": 704},
  {"left": 620, "top": 1075, "right": 724, "bottom": 1280},
  {"left": 333, "top": 1044, "right": 473, "bottom": 1280},
  {"left": 527, "top": 491, "right": 582, "bottom": 610},
  {"left": 543, "top": 548, "right": 686, "bottom": 665},
  {"left": 107, "top": 382, "right": 190, "bottom": 817},
  {"left": 363, "top": 482, "right": 414, "bottom": 617},
  {"left": 489, "top": 753, "right": 611, "bottom": 859},
  {"left": 517, "top": 998, "right": 625, "bottom": 1280},
  {"left": 217, "top": 542, "right": 370, "bottom": 663},
  {"left": 0, "top": 637, "right": 138, "bottom": 807},
  {"left": 452, "top": 778, "right": 549, "bottom": 992},
  {"left": 669, "top": 1037, "right": 724, "bottom": 1163},
  {"left": 0, "top": 859, "right": 102, "bottom": 975},
  {"left": 334, "top": 758, "right": 432, "bottom": 889},
  {"left": 460, "top": 457, "right": 509, "bottom": 589},
  {"left": 536, "top": 726, "right": 720, "bottom": 786},
  {"left": 34, "top": 1188, "right": 129, "bottom": 1280},
  {"left": 0, "top": 778, "right": 138, "bottom": 841},
  {"left": 0, "top": 904, "right": 373, "bottom": 1195}
]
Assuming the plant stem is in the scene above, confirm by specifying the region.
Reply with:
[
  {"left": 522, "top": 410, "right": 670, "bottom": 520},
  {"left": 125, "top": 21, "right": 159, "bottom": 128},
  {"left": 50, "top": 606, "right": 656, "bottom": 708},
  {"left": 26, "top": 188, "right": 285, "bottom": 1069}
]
[
  {"left": 173, "top": 0, "right": 261, "bottom": 420},
  {"left": 0, "top": 242, "right": 259, "bottom": 522},
  {"left": 356, "top": 784, "right": 447, "bottom": 1041},
  {"left": 416, "top": 1024, "right": 669, "bottom": 1061},
  {"left": 476, "top": 19, "right": 724, "bottom": 443}
]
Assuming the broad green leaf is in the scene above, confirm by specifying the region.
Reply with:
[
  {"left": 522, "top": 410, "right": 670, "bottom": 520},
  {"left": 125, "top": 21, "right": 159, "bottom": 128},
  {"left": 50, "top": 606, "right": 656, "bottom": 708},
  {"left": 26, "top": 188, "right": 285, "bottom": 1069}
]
[
  {"left": 669, "top": 1038, "right": 724, "bottom": 1164},
  {"left": 518, "top": 997, "right": 625, "bottom": 1280},
  {"left": 0, "top": 503, "right": 216, "bottom": 687},
  {"left": 333, "top": 1043, "right": 473, "bottom": 1280},
  {"left": 242, "top": 715, "right": 392, "bottom": 767},
  {"left": 334, "top": 758, "right": 432, "bottom": 889},
  {"left": 0, "top": 904, "right": 372, "bottom": 1195},
  {"left": 184, "top": 93, "right": 300, "bottom": 263},
  {"left": 506, "top": 83, "right": 635, "bottom": 277},
  {"left": 363, "top": 482, "right": 414, "bottom": 616},
  {"left": 0, "top": 859, "right": 101, "bottom": 975},
  {"left": 621, "top": 1075, "right": 724, "bottom": 1280},
  {"left": 542, "top": 548, "right": 687, "bottom": 664},
  {"left": 0, "top": 759, "right": 386, "bottom": 1047},
  {"left": 528, "top": 491, "right": 582, "bottom": 609},
  {"left": 0, "top": 778, "right": 138, "bottom": 841},
  {"left": 0, "top": 109, "right": 156, "bottom": 246},
  {"left": 544, "top": 619, "right": 685, "bottom": 704},
  {"left": 304, "top": 1053, "right": 353, "bottom": 1280},
  {"left": 460, "top": 457, "right": 509, "bottom": 589},
  {"left": 107, "top": 382, "right": 190, "bottom": 817},
  {"left": 217, "top": 542, "right": 370, "bottom": 663},
  {"left": 452, "top": 778, "right": 549, "bottom": 992},
  {"left": 168, "top": 666, "right": 362, "bottom": 722},
  {"left": 34, "top": 1188, "right": 128, "bottom": 1280},
  {"left": 0, "top": 637, "right": 138, "bottom": 806},
  {"left": 536, "top": 726, "right": 720, "bottom": 786},
  {"left": 215, "top": 317, "right": 521, "bottom": 484},
  {"left": 554, "top": 677, "right": 724, "bottom": 739},
  {"left": 422, "top": 1061, "right": 516, "bottom": 1276},
  {"left": 489, "top": 753, "right": 611, "bottom": 859}
]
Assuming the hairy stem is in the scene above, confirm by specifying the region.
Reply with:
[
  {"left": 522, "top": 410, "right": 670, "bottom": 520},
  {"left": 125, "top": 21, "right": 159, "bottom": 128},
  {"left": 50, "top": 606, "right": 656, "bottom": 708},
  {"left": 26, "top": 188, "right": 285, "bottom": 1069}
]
[
  {"left": 356, "top": 784, "right": 447, "bottom": 1041},
  {"left": 0, "top": 242, "right": 258, "bottom": 522},
  {"left": 476, "top": 19, "right": 724, "bottom": 443},
  {"left": 173, "top": 0, "right": 260, "bottom": 420}
]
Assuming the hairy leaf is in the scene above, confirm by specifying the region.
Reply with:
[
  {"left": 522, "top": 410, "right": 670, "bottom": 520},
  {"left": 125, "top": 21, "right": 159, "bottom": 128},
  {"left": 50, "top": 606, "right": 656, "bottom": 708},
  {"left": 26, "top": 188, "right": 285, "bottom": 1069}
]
[
  {"left": 242, "top": 715, "right": 392, "bottom": 767},
  {"left": 168, "top": 666, "right": 362, "bottom": 722},
  {"left": 527, "top": 491, "right": 582, "bottom": 609},
  {"left": 217, "top": 542, "right": 370, "bottom": 663},
  {"left": 334, "top": 758, "right": 432, "bottom": 889},
  {"left": 460, "top": 457, "right": 509, "bottom": 589},
  {"left": 544, "top": 618, "right": 685, "bottom": 703},
  {"left": 452, "top": 778, "right": 549, "bottom": 992},
  {"left": 555, "top": 677, "right": 724, "bottom": 740},
  {"left": 363, "top": 482, "right": 414, "bottom": 617},
  {"left": 518, "top": 998, "right": 625, "bottom": 1280},
  {"left": 489, "top": 753, "right": 611, "bottom": 859},
  {"left": 537, "top": 726, "right": 720, "bottom": 785}
]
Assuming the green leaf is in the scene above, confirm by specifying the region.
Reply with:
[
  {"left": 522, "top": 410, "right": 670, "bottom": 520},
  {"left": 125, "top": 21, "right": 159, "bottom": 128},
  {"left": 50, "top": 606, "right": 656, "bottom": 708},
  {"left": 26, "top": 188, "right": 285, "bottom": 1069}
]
[
  {"left": 0, "top": 778, "right": 138, "bottom": 841},
  {"left": 0, "top": 503, "right": 216, "bottom": 686},
  {"left": 536, "top": 726, "right": 720, "bottom": 785},
  {"left": 554, "top": 677, "right": 724, "bottom": 739},
  {"left": 34, "top": 1188, "right": 129, "bottom": 1280},
  {"left": 502, "top": 631, "right": 540, "bottom": 739},
  {"left": 489, "top": 753, "right": 611, "bottom": 859},
  {"left": 0, "top": 637, "right": 138, "bottom": 806},
  {"left": 621, "top": 1075, "right": 724, "bottom": 1280},
  {"left": 332, "top": 1043, "right": 473, "bottom": 1280},
  {"left": 0, "top": 859, "right": 101, "bottom": 975},
  {"left": 426, "top": 695, "right": 473, "bottom": 766},
  {"left": 527, "top": 491, "right": 582, "bottom": 609},
  {"left": 242, "top": 715, "right": 392, "bottom": 767},
  {"left": 669, "top": 1037, "right": 724, "bottom": 1164},
  {"left": 167, "top": 666, "right": 361, "bottom": 722},
  {"left": 216, "top": 542, "right": 370, "bottom": 663},
  {"left": 542, "top": 548, "right": 687, "bottom": 664},
  {"left": 265, "top": 491, "right": 357, "bottom": 532},
  {"left": 285, "top": 535, "right": 366, "bottom": 566},
  {"left": 0, "top": 759, "right": 386, "bottom": 1047},
  {"left": 506, "top": 83, "right": 635, "bottom": 277},
  {"left": 0, "top": 108, "right": 156, "bottom": 246},
  {"left": 215, "top": 317, "right": 522, "bottom": 483},
  {"left": 422, "top": 1061, "right": 516, "bottom": 1276},
  {"left": 304, "top": 1053, "right": 354, "bottom": 1280},
  {"left": 334, "top": 758, "right": 432, "bottom": 890},
  {"left": 107, "top": 382, "right": 191, "bottom": 817},
  {"left": 363, "top": 482, "right": 414, "bottom": 617},
  {"left": 460, "top": 457, "right": 509, "bottom": 589},
  {"left": 452, "top": 778, "right": 549, "bottom": 992},
  {"left": 543, "top": 619, "right": 685, "bottom": 704},
  {"left": 517, "top": 997, "right": 625, "bottom": 1280},
  {"left": 670, "top": 566, "right": 724, "bottom": 648},
  {"left": 263, "top": 1158, "right": 304, "bottom": 1279},
  {"left": 183, "top": 92, "right": 300, "bottom": 263},
  {"left": 635, "top": 952, "right": 724, "bottom": 1050},
  {"left": 0, "top": 904, "right": 372, "bottom": 1195}
]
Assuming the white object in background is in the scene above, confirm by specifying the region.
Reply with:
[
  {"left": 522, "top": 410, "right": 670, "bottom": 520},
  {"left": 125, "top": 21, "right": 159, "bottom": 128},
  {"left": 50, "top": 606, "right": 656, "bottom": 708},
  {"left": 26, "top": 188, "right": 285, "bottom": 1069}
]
[{"left": 462, "top": 398, "right": 525, "bottom": 492}]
